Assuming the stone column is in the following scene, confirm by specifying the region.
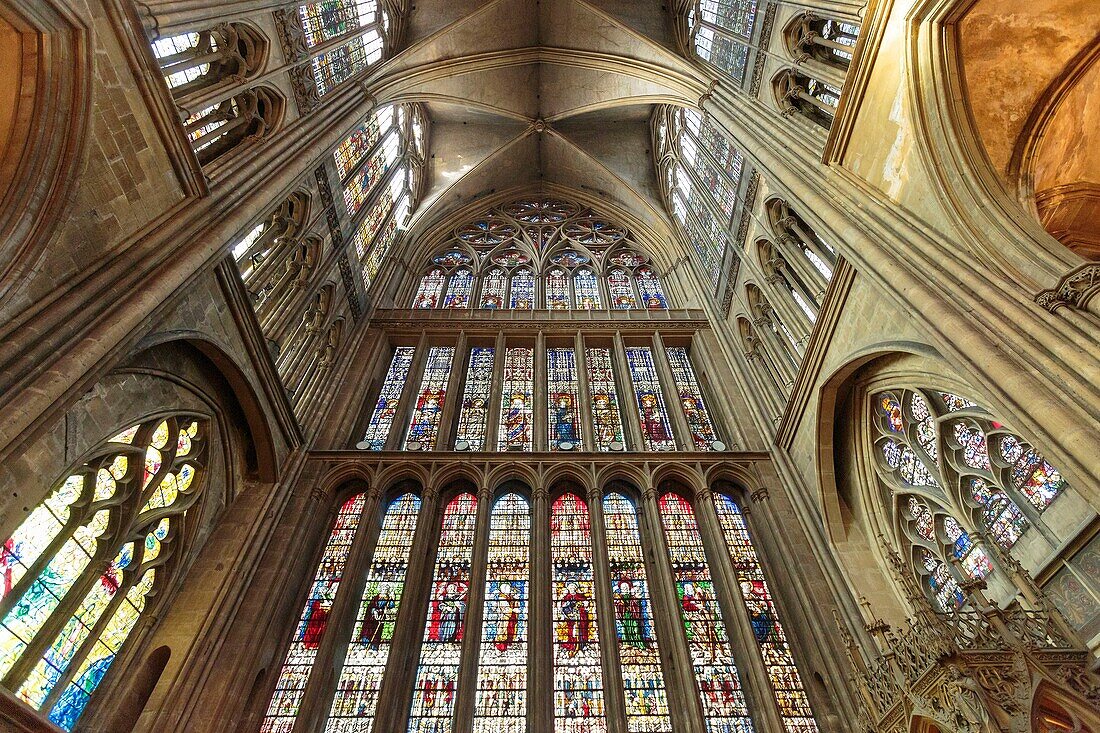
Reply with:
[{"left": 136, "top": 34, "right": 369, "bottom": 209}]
[
  {"left": 529, "top": 485, "right": 553, "bottom": 730},
  {"left": 534, "top": 331, "right": 548, "bottom": 451},
  {"left": 484, "top": 333, "right": 507, "bottom": 450},
  {"left": 436, "top": 332, "right": 468, "bottom": 450}
]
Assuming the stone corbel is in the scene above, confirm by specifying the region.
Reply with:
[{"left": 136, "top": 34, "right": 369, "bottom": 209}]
[{"left": 1035, "top": 263, "right": 1100, "bottom": 312}]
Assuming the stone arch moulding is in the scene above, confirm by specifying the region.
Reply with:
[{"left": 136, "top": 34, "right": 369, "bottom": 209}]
[
  {"left": 0, "top": 0, "right": 90, "bottom": 307},
  {"left": 903, "top": 0, "right": 1086, "bottom": 287}
]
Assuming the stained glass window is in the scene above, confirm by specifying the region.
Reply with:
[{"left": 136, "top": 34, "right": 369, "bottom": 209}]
[
  {"left": 334, "top": 105, "right": 395, "bottom": 179},
  {"left": 547, "top": 268, "right": 572, "bottom": 310},
  {"left": 407, "top": 493, "right": 477, "bottom": 732},
  {"left": 585, "top": 348, "right": 625, "bottom": 451},
  {"left": 920, "top": 549, "right": 964, "bottom": 612},
  {"left": 405, "top": 347, "right": 455, "bottom": 450},
  {"left": 509, "top": 269, "right": 535, "bottom": 310},
  {"left": 261, "top": 494, "right": 365, "bottom": 733},
  {"left": 443, "top": 269, "right": 474, "bottom": 309},
  {"left": 608, "top": 269, "right": 637, "bottom": 309},
  {"left": 637, "top": 268, "right": 668, "bottom": 310},
  {"left": 414, "top": 269, "right": 446, "bottom": 309},
  {"left": 360, "top": 347, "right": 415, "bottom": 450},
  {"left": 666, "top": 347, "right": 718, "bottom": 450},
  {"left": 456, "top": 348, "right": 495, "bottom": 450},
  {"left": 574, "top": 270, "right": 602, "bottom": 310},
  {"left": 998, "top": 435, "right": 1065, "bottom": 510},
  {"left": 472, "top": 494, "right": 530, "bottom": 732},
  {"left": 603, "top": 493, "right": 672, "bottom": 732},
  {"left": 151, "top": 32, "right": 208, "bottom": 89},
  {"left": 481, "top": 268, "right": 507, "bottom": 309},
  {"left": 551, "top": 494, "right": 606, "bottom": 731},
  {"left": 625, "top": 348, "right": 676, "bottom": 451},
  {"left": 714, "top": 496, "right": 817, "bottom": 732},
  {"left": 299, "top": 0, "right": 378, "bottom": 47},
  {"left": 944, "top": 517, "right": 992, "bottom": 580},
  {"left": 548, "top": 348, "right": 582, "bottom": 450},
  {"left": 658, "top": 493, "right": 754, "bottom": 732},
  {"left": 343, "top": 130, "right": 400, "bottom": 216},
  {"left": 0, "top": 418, "right": 204, "bottom": 732},
  {"left": 498, "top": 348, "right": 534, "bottom": 452},
  {"left": 311, "top": 31, "right": 384, "bottom": 97},
  {"left": 969, "top": 478, "right": 1028, "bottom": 548},
  {"left": 326, "top": 493, "right": 421, "bottom": 731}
]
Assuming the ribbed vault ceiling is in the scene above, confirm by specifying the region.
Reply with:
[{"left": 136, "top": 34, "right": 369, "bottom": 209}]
[{"left": 360, "top": 0, "right": 712, "bottom": 243}]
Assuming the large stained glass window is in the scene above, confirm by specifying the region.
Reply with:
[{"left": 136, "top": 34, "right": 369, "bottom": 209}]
[
  {"left": 574, "top": 270, "right": 602, "bottom": 310},
  {"left": 666, "top": 347, "right": 718, "bottom": 450},
  {"left": 603, "top": 494, "right": 672, "bottom": 732},
  {"left": 625, "top": 347, "right": 676, "bottom": 451},
  {"left": 547, "top": 268, "right": 572, "bottom": 310},
  {"left": 360, "top": 347, "right": 415, "bottom": 450},
  {"left": 509, "top": 269, "right": 534, "bottom": 310},
  {"left": 343, "top": 130, "right": 401, "bottom": 217},
  {"left": 498, "top": 348, "right": 535, "bottom": 451},
  {"left": 637, "top": 267, "right": 668, "bottom": 310},
  {"left": 443, "top": 269, "right": 474, "bottom": 309},
  {"left": 658, "top": 493, "right": 754, "bottom": 732},
  {"left": 691, "top": 0, "right": 757, "bottom": 82},
  {"left": 585, "top": 348, "right": 625, "bottom": 451},
  {"left": 551, "top": 494, "right": 606, "bottom": 731},
  {"left": 326, "top": 493, "right": 421, "bottom": 731},
  {"left": 455, "top": 348, "right": 494, "bottom": 450},
  {"left": 414, "top": 269, "right": 446, "bottom": 309},
  {"left": 406, "top": 347, "right": 455, "bottom": 450},
  {"left": 262, "top": 494, "right": 365, "bottom": 733},
  {"left": 407, "top": 493, "right": 477, "bottom": 732},
  {"left": 472, "top": 494, "right": 530, "bottom": 732},
  {"left": 714, "top": 496, "right": 817, "bottom": 732},
  {"left": 298, "top": 0, "right": 378, "bottom": 47},
  {"left": 311, "top": 31, "right": 384, "bottom": 97},
  {"left": 608, "top": 269, "right": 637, "bottom": 309},
  {"left": 548, "top": 348, "right": 582, "bottom": 450},
  {"left": 481, "top": 268, "right": 507, "bottom": 309},
  {"left": 334, "top": 106, "right": 395, "bottom": 179},
  {"left": 0, "top": 417, "right": 205, "bottom": 731}
]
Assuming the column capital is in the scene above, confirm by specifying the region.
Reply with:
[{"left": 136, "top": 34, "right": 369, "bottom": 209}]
[
  {"left": 533, "top": 485, "right": 550, "bottom": 502},
  {"left": 477, "top": 485, "right": 494, "bottom": 502},
  {"left": 309, "top": 485, "right": 331, "bottom": 503},
  {"left": 586, "top": 485, "right": 602, "bottom": 504},
  {"left": 750, "top": 486, "right": 770, "bottom": 504},
  {"left": 641, "top": 486, "right": 659, "bottom": 503}
]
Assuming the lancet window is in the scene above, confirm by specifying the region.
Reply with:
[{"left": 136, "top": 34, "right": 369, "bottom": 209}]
[
  {"left": 868, "top": 387, "right": 1073, "bottom": 612},
  {"left": 408, "top": 197, "right": 670, "bottom": 311},
  {"left": 688, "top": 0, "right": 759, "bottom": 82},
  {"left": 291, "top": 0, "right": 400, "bottom": 97},
  {"left": 335, "top": 104, "right": 426, "bottom": 291},
  {"left": 260, "top": 480, "right": 823, "bottom": 733},
  {"left": 182, "top": 86, "right": 284, "bottom": 166},
  {"left": 0, "top": 417, "right": 208, "bottom": 731},
  {"left": 150, "top": 24, "right": 266, "bottom": 99},
  {"left": 655, "top": 105, "right": 747, "bottom": 294},
  {"left": 356, "top": 341, "right": 720, "bottom": 452}
]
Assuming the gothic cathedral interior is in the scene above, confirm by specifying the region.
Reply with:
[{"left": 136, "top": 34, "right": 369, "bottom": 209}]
[{"left": 0, "top": 0, "right": 1097, "bottom": 731}]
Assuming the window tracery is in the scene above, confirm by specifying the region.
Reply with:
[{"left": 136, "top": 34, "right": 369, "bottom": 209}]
[
  {"left": 0, "top": 417, "right": 207, "bottom": 731},
  {"left": 231, "top": 191, "right": 315, "bottom": 321},
  {"left": 292, "top": 0, "right": 399, "bottom": 98},
  {"left": 774, "top": 70, "right": 842, "bottom": 130},
  {"left": 409, "top": 197, "right": 670, "bottom": 311},
  {"left": 151, "top": 24, "right": 267, "bottom": 99},
  {"left": 687, "top": 0, "right": 758, "bottom": 83},
  {"left": 784, "top": 13, "right": 859, "bottom": 70},
  {"left": 182, "top": 86, "right": 285, "bottom": 166},
  {"left": 868, "top": 387, "right": 1071, "bottom": 611}
]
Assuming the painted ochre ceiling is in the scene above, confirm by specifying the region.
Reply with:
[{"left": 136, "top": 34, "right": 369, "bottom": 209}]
[{"left": 357, "top": 0, "right": 713, "bottom": 246}]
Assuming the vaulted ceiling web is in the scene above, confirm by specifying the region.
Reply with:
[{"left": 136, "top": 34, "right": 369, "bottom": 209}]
[{"left": 360, "top": 0, "right": 712, "bottom": 243}]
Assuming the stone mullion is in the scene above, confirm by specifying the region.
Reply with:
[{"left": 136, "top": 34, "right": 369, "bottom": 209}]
[
  {"left": 586, "top": 487, "right": 627, "bottom": 733},
  {"left": 651, "top": 332, "right": 694, "bottom": 451},
  {"left": 764, "top": 273, "right": 813, "bottom": 347},
  {"left": 372, "top": 486, "right": 441, "bottom": 733},
  {"left": 611, "top": 332, "right": 644, "bottom": 451},
  {"left": 452, "top": 486, "right": 493, "bottom": 733},
  {"left": 384, "top": 333, "right": 429, "bottom": 451},
  {"left": 485, "top": 333, "right": 507, "bottom": 451},
  {"left": 435, "top": 332, "right": 468, "bottom": 451},
  {"left": 778, "top": 233, "right": 829, "bottom": 303},
  {"left": 782, "top": 218, "right": 836, "bottom": 276},
  {"left": 291, "top": 489, "right": 382, "bottom": 733},
  {"left": 575, "top": 334, "right": 597, "bottom": 451},
  {"left": 752, "top": 316, "right": 798, "bottom": 387},
  {"left": 637, "top": 487, "right": 706, "bottom": 733},
  {"left": 692, "top": 488, "right": 786, "bottom": 732},
  {"left": 534, "top": 331, "right": 548, "bottom": 452},
  {"left": 529, "top": 486, "right": 553, "bottom": 731},
  {"left": 264, "top": 281, "right": 315, "bottom": 346}
]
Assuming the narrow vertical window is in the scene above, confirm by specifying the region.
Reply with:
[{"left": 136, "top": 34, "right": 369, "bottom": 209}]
[
  {"left": 498, "top": 348, "right": 535, "bottom": 452},
  {"left": 608, "top": 269, "right": 637, "bottom": 309},
  {"left": 547, "top": 348, "right": 582, "bottom": 450},
  {"left": 546, "top": 267, "right": 571, "bottom": 310},
  {"left": 481, "top": 268, "right": 507, "bottom": 309},
  {"left": 407, "top": 493, "right": 477, "bottom": 732},
  {"left": 509, "top": 268, "right": 534, "bottom": 310},
  {"left": 603, "top": 493, "right": 672, "bottom": 731},
  {"left": 414, "top": 269, "right": 446, "bottom": 308},
  {"left": 551, "top": 493, "right": 606, "bottom": 730},
  {"left": 585, "top": 347, "right": 625, "bottom": 451},
  {"left": 658, "top": 493, "right": 754, "bottom": 732},
  {"left": 327, "top": 493, "right": 421, "bottom": 731},
  {"left": 343, "top": 130, "right": 400, "bottom": 216},
  {"left": 261, "top": 494, "right": 366, "bottom": 733},
  {"left": 443, "top": 269, "right": 473, "bottom": 309},
  {"left": 637, "top": 267, "right": 668, "bottom": 310},
  {"left": 714, "top": 496, "right": 818, "bottom": 732},
  {"left": 626, "top": 347, "right": 676, "bottom": 451},
  {"left": 665, "top": 347, "right": 718, "bottom": 450},
  {"left": 574, "top": 269, "right": 602, "bottom": 309},
  {"left": 334, "top": 106, "right": 395, "bottom": 179},
  {"left": 405, "top": 347, "right": 455, "bottom": 450},
  {"left": 360, "top": 347, "right": 415, "bottom": 450},
  {"left": 455, "top": 348, "right": 495, "bottom": 450},
  {"left": 472, "top": 494, "right": 530, "bottom": 732}
]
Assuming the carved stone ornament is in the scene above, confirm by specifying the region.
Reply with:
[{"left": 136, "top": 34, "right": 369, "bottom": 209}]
[
  {"left": 273, "top": 7, "right": 310, "bottom": 62},
  {"left": 289, "top": 64, "right": 322, "bottom": 115},
  {"left": 1035, "top": 262, "right": 1100, "bottom": 312}
]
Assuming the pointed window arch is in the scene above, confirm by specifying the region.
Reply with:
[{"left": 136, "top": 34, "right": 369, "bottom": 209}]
[
  {"left": 151, "top": 24, "right": 267, "bottom": 98},
  {"left": 0, "top": 417, "right": 207, "bottom": 731}
]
